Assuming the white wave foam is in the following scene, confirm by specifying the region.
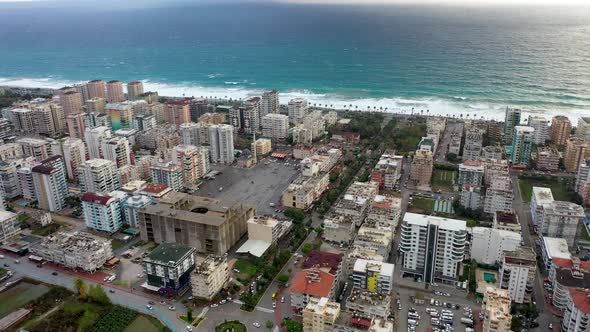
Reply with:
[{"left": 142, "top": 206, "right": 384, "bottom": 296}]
[{"left": 1, "top": 76, "right": 588, "bottom": 122}]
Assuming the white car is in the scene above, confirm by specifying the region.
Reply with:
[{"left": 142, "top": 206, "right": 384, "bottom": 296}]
[
  {"left": 168, "top": 306, "right": 176, "bottom": 311},
  {"left": 210, "top": 304, "right": 218, "bottom": 308},
  {"left": 281, "top": 296, "right": 285, "bottom": 303},
  {"left": 272, "top": 302, "right": 276, "bottom": 309},
  {"left": 253, "top": 322, "right": 261, "bottom": 328},
  {"left": 146, "top": 305, "right": 153, "bottom": 310},
  {"left": 186, "top": 326, "right": 193, "bottom": 331}
]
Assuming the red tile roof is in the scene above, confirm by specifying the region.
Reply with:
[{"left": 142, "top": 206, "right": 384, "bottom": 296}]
[
  {"left": 289, "top": 269, "right": 335, "bottom": 297},
  {"left": 463, "top": 159, "right": 483, "bottom": 166},
  {"left": 553, "top": 258, "right": 590, "bottom": 271},
  {"left": 141, "top": 184, "right": 170, "bottom": 194},
  {"left": 569, "top": 288, "right": 590, "bottom": 314},
  {"left": 303, "top": 250, "right": 343, "bottom": 275},
  {"left": 81, "top": 192, "right": 113, "bottom": 205}
]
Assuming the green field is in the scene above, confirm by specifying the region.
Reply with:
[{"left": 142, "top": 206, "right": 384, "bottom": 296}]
[
  {"left": 123, "top": 315, "right": 161, "bottom": 332},
  {"left": 408, "top": 197, "right": 434, "bottom": 214},
  {"left": 31, "top": 223, "right": 62, "bottom": 236},
  {"left": 234, "top": 259, "right": 258, "bottom": 280},
  {"left": 0, "top": 281, "right": 50, "bottom": 317},
  {"left": 518, "top": 177, "right": 575, "bottom": 202},
  {"left": 431, "top": 169, "right": 456, "bottom": 192}
]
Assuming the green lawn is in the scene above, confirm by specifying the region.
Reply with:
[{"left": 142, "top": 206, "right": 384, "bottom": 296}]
[
  {"left": 579, "top": 224, "right": 590, "bottom": 242},
  {"left": 31, "top": 223, "right": 62, "bottom": 236},
  {"left": 518, "top": 177, "right": 575, "bottom": 202},
  {"left": 408, "top": 197, "right": 434, "bottom": 214},
  {"left": 234, "top": 259, "right": 258, "bottom": 280},
  {"left": 123, "top": 315, "right": 160, "bottom": 332},
  {"left": 431, "top": 169, "right": 456, "bottom": 192},
  {"left": 0, "top": 281, "right": 50, "bottom": 317},
  {"left": 111, "top": 238, "right": 126, "bottom": 250},
  {"left": 216, "top": 320, "right": 247, "bottom": 332},
  {"left": 62, "top": 301, "right": 108, "bottom": 331},
  {"left": 0, "top": 267, "right": 7, "bottom": 277}
]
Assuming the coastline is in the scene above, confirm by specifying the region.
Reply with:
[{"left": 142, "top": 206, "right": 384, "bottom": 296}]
[{"left": 1, "top": 77, "right": 589, "bottom": 123}]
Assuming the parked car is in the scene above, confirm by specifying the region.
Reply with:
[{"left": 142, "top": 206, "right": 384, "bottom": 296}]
[
  {"left": 169, "top": 306, "right": 176, "bottom": 311},
  {"left": 109, "top": 289, "right": 115, "bottom": 294},
  {"left": 146, "top": 305, "right": 153, "bottom": 310},
  {"left": 253, "top": 322, "right": 261, "bottom": 328},
  {"left": 51, "top": 272, "right": 58, "bottom": 276}
]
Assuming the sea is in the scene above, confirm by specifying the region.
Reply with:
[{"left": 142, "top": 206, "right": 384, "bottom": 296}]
[{"left": 0, "top": 1, "right": 589, "bottom": 121}]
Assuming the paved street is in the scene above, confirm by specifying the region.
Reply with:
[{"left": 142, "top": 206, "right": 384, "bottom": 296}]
[
  {"left": 0, "top": 254, "right": 187, "bottom": 331},
  {"left": 435, "top": 121, "right": 464, "bottom": 162}
]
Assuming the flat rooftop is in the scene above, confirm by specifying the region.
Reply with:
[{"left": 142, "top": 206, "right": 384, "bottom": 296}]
[{"left": 145, "top": 243, "right": 194, "bottom": 264}]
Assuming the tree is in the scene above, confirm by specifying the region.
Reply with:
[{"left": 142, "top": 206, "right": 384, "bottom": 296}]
[
  {"left": 73, "top": 278, "right": 87, "bottom": 300},
  {"left": 314, "top": 227, "right": 323, "bottom": 235},
  {"left": 284, "top": 208, "right": 305, "bottom": 223},
  {"left": 88, "top": 284, "right": 110, "bottom": 305},
  {"left": 302, "top": 243, "right": 313, "bottom": 254},
  {"left": 278, "top": 274, "right": 289, "bottom": 285},
  {"left": 187, "top": 308, "right": 193, "bottom": 322},
  {"left": 266, "top": 320, "right": 274, "bottom": 330}
]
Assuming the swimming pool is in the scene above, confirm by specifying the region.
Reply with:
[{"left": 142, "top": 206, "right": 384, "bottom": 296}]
[{"left": 484, "top": 272, "right": 496, "bottom": 282}]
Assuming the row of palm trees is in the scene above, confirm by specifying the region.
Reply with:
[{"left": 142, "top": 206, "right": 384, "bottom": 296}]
[{"left": 187, "top": 95, "right": 490, "bottom": 122}]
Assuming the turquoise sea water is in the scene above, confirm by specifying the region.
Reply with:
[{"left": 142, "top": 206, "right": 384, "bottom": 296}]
[{"left": 0, "top": 2, "right": 589, "bottom": 120}]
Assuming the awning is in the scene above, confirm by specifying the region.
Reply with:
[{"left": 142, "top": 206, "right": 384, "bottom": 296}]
[
  {"left": 236, "top": 240, "right": 272, "bottom": 257},
  {"left": 141, "top": 282, "right": 162, "bottom": 292}
]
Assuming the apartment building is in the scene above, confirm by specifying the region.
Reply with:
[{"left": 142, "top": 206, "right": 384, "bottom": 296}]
[
  {"left": 0, "top": 157, "right": 36, "bottom": 199},
  {"left": 16, "top": 137, "right": 50, "bottom": 161},
  {"left": 165, "top": 100, "right": 191, "bottom": 127},
  {"left": 78, "top": 159, "right": 121, "bottom": 194},
  {"left": 150, "top": 161, "right": 183, "bottom": 192},
  {"left": 282, "top": 172, "right": 329, "bottom": 210},
  {"left": 32, "top": 102, "right": 65, "bottom": 138},
  {"left": 30, "top": 231, "right": 113, "bottom": 272},
  {"left": 9, "top": 108, "right": 35, "bottom": 134},
  {"left": 0, "top": 210, "right": 20, "bottom": 244},
  {"left": 16, "top": 167, "right": 35, "bottom": 200},
  {"left": 470, "top": 227, "right": 521, "bottom": 265},
  {"left": 352, "top": 259, "right": 394, "bottom": 294},
  {"left": 261, "top": 89, "right": 279, "bottom": 116},
  {"left": 137, "top": 126, "right": 181, "bottom": 151},
  {"left": 180, "top": 122, "right": 209, "bottom": 146},
  {"left": 100, "top": 136, "right": 131, "bottom": 167},
  {"left": 527, "top": 115, "right": 549, "bottom": 145},
  {"left": 290, "top": 269, "right": 337, "bottom": 312},
  {"left": 190, "top": 255, "right": 229, "bottom": 300},
  {"left": 530, "top": 186, "right": 554, "bottom": 226},
  {"left": 493, "top": 211, "right": 521, "bottom": 233},
  {"left": 262, "top": 113, "right": 289, "bottom": 140},
  {"left": 106, "top": 80, "right": 124, "bottom": 102},
  {"left": 536, "top": 146, "right": 560, "bottom": 171},
  {"left": 132, "top": 114, "right": 156, "bottom": 132},
  {"left": 302, "top": 297, "right": 341, "bottom": 332},
  {"left": 143, "top": 243, "right": 196, "bottom": 296},
  {"left": 551, "top": 115, "right": 572, "bottom": 146},
  {"left": 252, "top": 138, "right": 272, "bottom": 157},
  {"left": 370, "top": 152, "right": 403, "bottom": 190},
  {"left": 503, "top": 107, "right": 521, "bottom": 145},
  {"left": 81, "top": 192, "right": 124, "bottom": 233},
  {"left": 458, "top": 160, "right": 484, "bottom": 189},
  {"left": 562, "top": 288, "right": 590, "bottom": 332},
  {"left": 481, "top": 146, "right": 503, "bottom": 161},
  {"left": 550, "top": 257, "right": 590, "bottom": 312},
  {"left": 31, "top": 156, "right": 67, "bottom": 211},
  {"left": 463, "top": 127, "right": 484, "bottom": 160},
  {"left": 209, "top": 124, "right": 235, "bottom": 164},
  {"left": 400, "top": 213, "right": 467, "bottom": 284},
  {"left": 499, "top": 247, "right": 536, "bottom": 303},
  {"left": 333, "top": 181, "right": 379, "bottom": 227},
  {"left": 50, "top": 138, "right": 86, "bottom": 181},
  {"left": 564, "top": 137, "right": 590, "bottom": 173},
  {"left": 364, "top": 195, "right": 402, "bottom": 231},
  {"left": 59, "top": 90, "right": 83, "bottom": 116},
  {"left": 127, "top": 81, "right": 144, "bottom": 100},
  {"left": 482, "top": 286, "right": 512, "bottom": 332},
  {"left": 323, "top": 213, "right": 356, "bottom": 244},
  {"left": 66, "top": 112, "right": 86, "bottom": 139},
  {"left": 288, "top": 98, "right": 309, "bottom": 124},
  {"left": 460, "top": 186, "right": 482, "bottom": 210},
  {"left": 483, "top": 175, "right": 514, "bottom": 214},
  {"left": 87, "top": 80, "right": 106, "bottom": 99},
  {"left": 85, "top": 126, "right": 112, "bottom": 159},
  {"left": 511, "top": 126, "right": 535, "bottom": 165},
  {"left": 84, "top": 97, "right": 106, "bottom": 114},
  {"left": 346, "top": 288, "right": 391, "bottom": 318},
  {"left": 138, "top": 193, "right": 255, "bottom": 255},
  {"left": 0, "top": 143, "right": 23, "bottom": 161},
  {"left": 172, "top": 144, "right": 209, "bottom": 187},
  {"left": 410, "top": 149, "right": 433, "bottom": 188},
  {"left": 541, "top": 201, "right": 585, "bottom": 247}
]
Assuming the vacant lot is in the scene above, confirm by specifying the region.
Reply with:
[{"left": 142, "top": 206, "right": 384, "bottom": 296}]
[
  {"left": 431, "top": 169, "right": 456, "bottom": 192},
  {"left": 124, "top": 316, "right": 162, "bottom": 332},
  {"left": 0, "top": 281, "right": 50, "bottom": 317},
  {"left": 408, "top": 197, "right": 434, "bottom": 214},
  {"left": 518, "top": 176, "right": 574, "bottom": 202},
  {"left": 234, "top": 259, "right": 258, "bottom": 281},
  {"left": 195, "top": 159, "right": 300, "bottom": 216}
]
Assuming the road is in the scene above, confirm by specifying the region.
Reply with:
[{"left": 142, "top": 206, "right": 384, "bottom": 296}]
[
  {"left": 510, "top": 172, "right": 560, "bottom": 330},
  {"left": 0, "top": 254, "right": 187, "bottom": 332},
  {"left": 435, "top": 121, "right": 463, "bottom": 162}
]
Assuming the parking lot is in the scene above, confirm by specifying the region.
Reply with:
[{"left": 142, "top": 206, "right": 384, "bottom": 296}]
[
  {"left": 397, "top": 290, "right": 478, "bottom": 332},
  {"left": 195, "top": 157, "right": 300, "bottom": 216}
]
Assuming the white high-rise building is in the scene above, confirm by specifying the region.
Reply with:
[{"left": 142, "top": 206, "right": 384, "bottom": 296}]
[
  {"left": 81, "top": 192, "right": 123, "bottom": 233},
  {"left": 85, "top": 126, "right": 112, "bottom": 159},
  {"left": 31, "top": 156, "right": 68, "bottom": 212},
  {"left": 100, "top": 137, "right": 131, "bottom": 167},
  {"left": 504, "top": 107, "right": 522, "bottom": 145},
  {"left": 541, "top": 201, "right": 585, "bottom": 247},
  {"left": 50, "top": 138, "right": 86, "bottom": 181},
  {"left": 482, "top": 287, "right": 512, "bottom": 332},
  {"left": 470, "top": 227, "right": 521, "bottom": 265},
  {"left": 0, "top": 210, "right": 21, "bottom": 244},
  {"left": 527, "top": 115, "right": 549, "bottom": 145},
  {"left": 78, "top": 159, "right": 121, "bottom": 194},
  {"left": 499, "top": 247, "right": 536, "bottom": 303},
  {"left": 288, "top": 98, "right": 309, "bottom": 125},
  {"left": 262, "top": 113, "right": 289, "bottom": 140},
  {"left": 32, "top": 102, "right": 65, "bottom": 138},
  {"left": 16, "top": 167, "right": 36, "bottom": 200},
  {"left": 261, "top": 90, "right": 279, "bottom": 116},
  {"left": 122, "top": 194, "right": 152, "bottom": 228},
  {"left": 0, "top": 157, "right": 36, "bottom": 199},
  {"left": 576, "top": 117, "right": 590, "bottom": 141},
  {"left": 16, "top": 137, "right": 51, "bottom": 162},
  {"left": 400, "top": 213, "right": 467, "bottom": 284},
  {"left": 209, "top": 124, "right": 235, "bottom": 164},
  {"left": 9, "top": 108, "right": 35, "bottom": 134},
  {"left": 180, "top": 122, "right": 203, "bottom": 146},
  {"left": 562, "top": 288, "right": 590, "bottom": 332},
  {"left": 511, "top": 126, "right": 535, "bottom": 165}
]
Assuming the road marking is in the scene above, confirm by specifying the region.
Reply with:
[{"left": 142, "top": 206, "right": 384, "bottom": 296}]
[
  {"left": 198, "top": 307, "right": 209, "bottom": 318},
  {"left": 256, "top": 307, "right": 274, "bottom": 313}
]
